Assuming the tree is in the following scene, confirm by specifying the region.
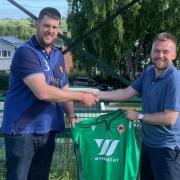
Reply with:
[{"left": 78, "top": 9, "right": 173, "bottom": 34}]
[
  {"left": 67, "top": 0, "right": 180, "bottom": 80},
  {"left": 0, "top": 19, "right": 35, "bottom": 40},
  {"left": 67, "top": 0, "right": 126, "bottom": 77},
  {"left": 129, "top": 0, "right": 180, "bottom": 75},
  {"left": 0, "top": 18, "right": 68, "bottom": 40}
]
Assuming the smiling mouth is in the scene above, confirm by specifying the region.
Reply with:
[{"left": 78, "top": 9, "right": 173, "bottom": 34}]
[
  {"left": 154, "top": 58, "right": 165, "bottom": 62},
  {"left": 155, "top": 61, "right": 164, "bottom": 64},
  {"left": 44, "top": 32, "right": 53, "bottom": 37},
  {"left": 44, "top": 35, "right": 53, "bottom": 40}
]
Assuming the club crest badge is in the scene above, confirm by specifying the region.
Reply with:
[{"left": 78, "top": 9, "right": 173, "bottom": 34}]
[{"left": 117, "top": 124, "right": 125, "bottom": 134}]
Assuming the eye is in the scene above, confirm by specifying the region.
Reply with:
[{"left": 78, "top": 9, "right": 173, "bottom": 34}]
[
  {"left": 154, "top": 49, "right": 160, "bottom": 54},
  {"left": 163, "top": 50, "right": 169, "bottom": 54},
  {"left": 44, "top": 24, "right": 50, "bottom": 28},
  {"left": 52, "top": 25, "right": 59, "bottom": 30}
]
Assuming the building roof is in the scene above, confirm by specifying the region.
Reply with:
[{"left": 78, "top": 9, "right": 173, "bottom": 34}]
[{"left": 0, "top": 36, "right": 24, "bottom": 47}]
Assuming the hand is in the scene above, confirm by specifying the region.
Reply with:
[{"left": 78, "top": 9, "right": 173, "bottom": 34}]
[
  {"left": 80, "top": 92, "right": 99, "bottom": 107},
  {"left": 70, "top": 117, "right": 78, "bottom": 127},
  {"left": 122, "top": 108, "right": 139, "bottom": 121}
]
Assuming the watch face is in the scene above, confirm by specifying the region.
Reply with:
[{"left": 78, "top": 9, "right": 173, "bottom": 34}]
[{"left": 138, "top": 114, "right": 144, "bottom": 120}]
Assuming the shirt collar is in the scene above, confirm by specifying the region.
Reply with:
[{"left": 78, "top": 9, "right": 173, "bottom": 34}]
[{"left": 152, "top": 64, "right": 175, "bottom": 80}]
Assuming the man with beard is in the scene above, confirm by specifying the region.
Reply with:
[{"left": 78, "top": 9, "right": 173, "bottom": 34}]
[
  {"left": 98, "top": 32, "right": 180, "bottom": 180},
  {"left": 3, "top": 7, "right": 98, "bottom": 180}
]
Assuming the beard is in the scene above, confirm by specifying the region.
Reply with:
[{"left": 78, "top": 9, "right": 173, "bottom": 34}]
[
  {"left": 40, "top": 36, "right": 54, "bottom": 47},
  {"left": 152, "top": 58, "right": 170, "bottom": 72},
  {"left": 36, "top": 30, "right": 56, "bottom": 48}
]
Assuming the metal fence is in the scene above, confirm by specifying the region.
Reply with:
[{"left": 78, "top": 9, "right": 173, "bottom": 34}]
[{"left": 0, "top": 100, "right": 142, "bottom": 180}]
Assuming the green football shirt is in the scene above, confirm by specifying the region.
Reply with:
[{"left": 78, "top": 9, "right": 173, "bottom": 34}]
[{"left": 72, "top": 109, "right": 140, "bottom": 180}]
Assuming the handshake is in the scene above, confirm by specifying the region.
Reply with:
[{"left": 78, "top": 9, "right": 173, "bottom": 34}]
[{"left": 79, "top": 91, "right": 99, "bottom": 107}]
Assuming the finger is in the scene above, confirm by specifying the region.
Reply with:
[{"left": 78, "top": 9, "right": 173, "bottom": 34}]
[
  {"left": 70, "top": 118, "right": 78, "bottom": 127},
  {"left": 71, "top": 123, "right": 75, "bottom": 127}
]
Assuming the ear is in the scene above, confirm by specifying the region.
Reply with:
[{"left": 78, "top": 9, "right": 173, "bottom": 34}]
[
  {"left": 172, "top": 52, "right": 177, "bottom": 61},
  {"left": 35, "top": 20, "right": 39, "bottom": 28}
]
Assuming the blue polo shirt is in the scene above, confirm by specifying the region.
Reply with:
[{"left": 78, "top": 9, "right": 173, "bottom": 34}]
[
  {"left": 132, "top": 65, "right": 180, "bottom": 149},
  {"left": 3, "top": 35, "right": 69, "bottom": 135}
]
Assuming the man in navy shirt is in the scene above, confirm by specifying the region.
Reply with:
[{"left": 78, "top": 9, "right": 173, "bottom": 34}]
[
  {"left": 98, "top": 32, "right": 180, "bottom": 180},
  {"left": 3, "top": 7, "right": 98, "bottom": 180}
]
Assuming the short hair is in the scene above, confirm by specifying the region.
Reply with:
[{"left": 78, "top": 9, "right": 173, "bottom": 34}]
[
  {"left": 38, "top": 7, "right": 61, "bottom": 21},
  {"left": 153, "top": 32, "right": 177, "bottom": 47}
]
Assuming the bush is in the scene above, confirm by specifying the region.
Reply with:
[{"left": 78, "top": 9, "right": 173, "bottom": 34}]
[{"left": 0, "top": 72, "right": 9, "bottom": 90}]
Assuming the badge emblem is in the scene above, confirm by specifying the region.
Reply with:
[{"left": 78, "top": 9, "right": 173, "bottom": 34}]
[{"left": 117, "top": 124, "right": 125, "bottom": 134}]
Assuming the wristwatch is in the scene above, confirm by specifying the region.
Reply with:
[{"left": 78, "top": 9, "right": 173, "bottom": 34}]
[
  {"left": 68, "top": 114, "right": 77, "bottom": 119},
  {"left": 138, "top": 113, "right": 144, "bottom": 122}
]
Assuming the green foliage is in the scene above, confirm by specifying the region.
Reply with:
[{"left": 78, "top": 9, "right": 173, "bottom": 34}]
[
  {"left": 0, "top": 18, "right": 68, "bottom": 40},
  {"left": 67, "top": 0, "right": 180, "bottom": 80},
  {"left": 67, "top": 0, "right": 124, "bottom": 73},
  {"left": 60, "top": 18, "right": 68, "bottom": 33},
  {"left": 0, "top": 72, "right": 9, "bottom": 90},
  {"left": 0, "top": 19, "right": 35, "bottom": 40},
  {"left": 49, "top": 171, "right": 73, "bottom": 180}
]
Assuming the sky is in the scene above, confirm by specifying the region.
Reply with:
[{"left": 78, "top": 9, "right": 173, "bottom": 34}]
[{"left": 0, "top": 0, "right": 68, "bottom": 19}]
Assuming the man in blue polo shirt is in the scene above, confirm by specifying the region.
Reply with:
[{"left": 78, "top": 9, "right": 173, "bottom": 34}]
[
  {"left": 98, "top": 32, "right": 180, "bottom": 180},
  {"left": 2, "top": 7, "right": 98, "bottom": 180}
]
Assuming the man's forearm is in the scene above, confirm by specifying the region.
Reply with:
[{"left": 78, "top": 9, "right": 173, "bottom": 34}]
[
  {"left": 64, "top": 101, "right": 75, "bottom": 117},
  {"left": 125, "top": 109, "right": 179, "bottom": 126},
  {"left": 143, "top": 110, "right": 179, "bottom": 126},
  {"left": 98, "top": 86, "right": 138, "bottom": 101},
  {"left": 37, "top": 84, "right": 83, "bottom": 102},
  {"left": 24, "top": 74, "right": 98, "bottom": 106}
]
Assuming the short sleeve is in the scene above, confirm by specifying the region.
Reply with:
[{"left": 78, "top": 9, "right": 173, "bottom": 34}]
[
  {"left": 11, "top": 47, "right": 43, "bottom": 80},
  {"left": 131, "top": 74, "right": 144, "bottom": 95},
  {"left": 164, "top": 73, "right": 180, "bottom": 111},
  {"left": 131, "top": 66, "right": 153, "bottom": 95}
]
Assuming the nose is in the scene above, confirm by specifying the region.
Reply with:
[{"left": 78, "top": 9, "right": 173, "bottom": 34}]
[
  {"left": 157, "top": 51, "right": 164, "bottom": 58},
  {"left": 49, "top": 26, "right": 54, "bottom": 33},
  {"left": 46, "top": 26, "right": 54, "bottom": 35}
]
